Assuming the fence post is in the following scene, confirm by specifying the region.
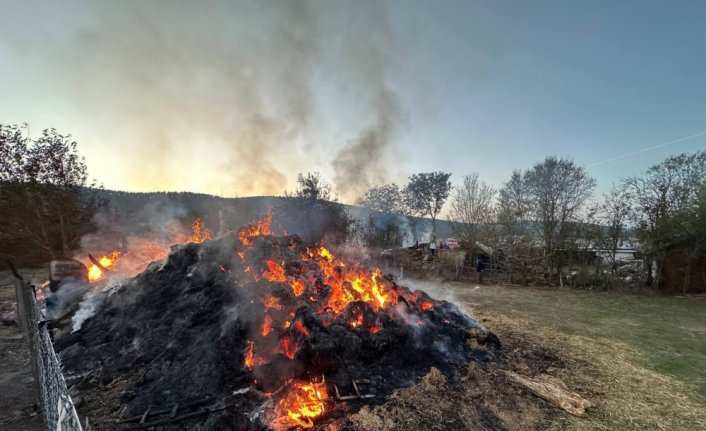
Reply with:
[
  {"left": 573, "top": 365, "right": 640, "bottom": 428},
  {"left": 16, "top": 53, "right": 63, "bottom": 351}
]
[
  {"left": 14, "top": 277, "right": 30, "bottom": 335},
  {"left": 27, "top": 284, "right": 43, "bottom": 408}
]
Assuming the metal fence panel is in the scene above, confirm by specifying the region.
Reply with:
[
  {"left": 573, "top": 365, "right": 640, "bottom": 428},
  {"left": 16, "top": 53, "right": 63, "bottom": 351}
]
[{"left": 17, "top": 280, "right": 88, "bottom": 431}]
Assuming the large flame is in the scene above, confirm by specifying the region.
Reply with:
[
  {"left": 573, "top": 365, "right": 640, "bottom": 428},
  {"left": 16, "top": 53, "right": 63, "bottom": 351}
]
[
  {"left": 87, "top": 251, "right": 121, "bottom": 282},
  {"left": 260, "top": 244, "right": 396, "bottom": 315},
  {"left": 84, "top": 218, "right": 212, "bottom": 283},
  {"left": 238, "top": 210, "right": 272, "bottom": 246},
  {"left": 278, "top": 380, "right": 328, "bottom": 429},
  {"left": 186, "top": 218, "right": 213, "bottom": 243},
  {"left": 306, "top": 247, "right": 394, "bottom": 313},
  {"left": 233, "top": 213, "right": 403, "bottom": 429}
]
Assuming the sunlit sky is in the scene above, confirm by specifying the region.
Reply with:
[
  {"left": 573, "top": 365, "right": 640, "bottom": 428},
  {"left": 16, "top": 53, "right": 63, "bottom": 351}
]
[{"left": 2, "top": 0, "right": 705, "bottom": 203}]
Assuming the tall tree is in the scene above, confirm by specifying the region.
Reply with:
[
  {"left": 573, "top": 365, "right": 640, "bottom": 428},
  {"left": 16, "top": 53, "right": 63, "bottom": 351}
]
[
  {"left": 497, "top": 170, "right": 530, "bottom": 234},
  {"left": 524, "top": 157, "right": 596, "bottom": 282},
  {"left": 360, "top": 184, "right": 403, "bottom": 214},
  {"left": 496, "top": 170, "right": 535, "bottom": 284},
  {"left": 287, "top": 172, "right": 333, "bottom": 201},
  {"left": 625, "top": 151, "right": 706, "bottom": 288},
  {"left": 0, "top": 125, "right": 98, "bottom": 262},
  {"left": 448, "top": 173, "right": 496, "bottom": 246},
  {"left": 402, "top": 172, "right": 452, "bottom": 238},
  {"left": 666, "top": 186, "right": 706, "bottom": 293},
  {"left": 360, "top": 184, "right": 407, "bottom": 246}
]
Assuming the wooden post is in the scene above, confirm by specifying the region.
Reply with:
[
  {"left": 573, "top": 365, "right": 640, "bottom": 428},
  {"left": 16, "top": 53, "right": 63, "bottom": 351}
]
[
  {"left": 14, "top": 279, "right": 43, "bottom": 409},
  {"left": 26, "top": 284, "right": 43, "bottom": 408},
  {"left": 14, "top": 277, "right": 30, "bottom": 335}
]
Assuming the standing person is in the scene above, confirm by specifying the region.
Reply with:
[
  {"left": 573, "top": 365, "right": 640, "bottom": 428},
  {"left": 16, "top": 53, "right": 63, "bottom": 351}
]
[
  {"left": 429, "top": 238, "right": 437, "bottom": 260},
  {"left": 476, "top": 256, "right": 485, "bottom": 284}
]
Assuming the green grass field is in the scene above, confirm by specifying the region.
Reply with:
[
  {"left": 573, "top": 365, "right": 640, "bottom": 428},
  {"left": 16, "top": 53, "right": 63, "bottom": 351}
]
[{"left": 454, "top": 284, "right": 706, "bottom": 403}]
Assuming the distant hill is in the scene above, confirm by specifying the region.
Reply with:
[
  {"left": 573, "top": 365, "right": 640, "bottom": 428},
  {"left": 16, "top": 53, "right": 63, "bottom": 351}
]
[{"left": 93, "top": 189, "right": 455, "bottom": 245}]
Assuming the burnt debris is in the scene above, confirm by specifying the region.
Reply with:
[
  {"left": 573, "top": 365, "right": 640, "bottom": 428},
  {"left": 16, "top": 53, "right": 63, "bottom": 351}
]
[{"left": 56, "top": 225, "right": 502, "bottom": 430}]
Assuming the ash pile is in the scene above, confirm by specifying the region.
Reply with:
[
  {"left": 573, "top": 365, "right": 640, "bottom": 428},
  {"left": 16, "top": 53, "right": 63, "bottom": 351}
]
[{"left": 55, "top": 217, "right": 502, "bottom": 430}]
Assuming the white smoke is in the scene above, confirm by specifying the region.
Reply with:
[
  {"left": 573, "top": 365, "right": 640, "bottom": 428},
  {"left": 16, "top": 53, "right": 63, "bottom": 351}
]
[
  {"left": 71, "top": 275, "right": 127, "bottom": 332},
  {"left": 399, "top": 278, "right": 458, "bottom": 304}
]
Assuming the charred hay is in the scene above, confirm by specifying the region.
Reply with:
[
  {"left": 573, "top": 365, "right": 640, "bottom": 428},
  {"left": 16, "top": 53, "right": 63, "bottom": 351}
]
[{"left": 55, "top": 232, "right": 507, "bottom": 430}]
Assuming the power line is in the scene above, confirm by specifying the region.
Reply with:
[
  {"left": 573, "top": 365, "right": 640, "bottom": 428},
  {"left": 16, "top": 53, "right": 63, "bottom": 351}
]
[{"left": 587, "top": 130, "right": 706, "bottom": 167}]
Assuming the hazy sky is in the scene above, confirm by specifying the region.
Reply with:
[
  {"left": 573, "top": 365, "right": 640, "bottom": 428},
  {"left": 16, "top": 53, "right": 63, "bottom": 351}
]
[{"left": 2, "top": 0, "right": 705, "bottom": 203}]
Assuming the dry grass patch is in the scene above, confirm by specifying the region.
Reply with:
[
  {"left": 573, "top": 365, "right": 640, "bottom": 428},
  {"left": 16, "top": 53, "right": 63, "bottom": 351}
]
[{"left": 481, "top": 313, "right": 706, "bottom": 431}]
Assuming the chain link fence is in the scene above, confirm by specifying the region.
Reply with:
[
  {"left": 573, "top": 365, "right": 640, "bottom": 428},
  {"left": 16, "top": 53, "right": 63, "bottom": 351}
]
[{"left": 15, "top": 278, "right": 90, "bottom": 431}]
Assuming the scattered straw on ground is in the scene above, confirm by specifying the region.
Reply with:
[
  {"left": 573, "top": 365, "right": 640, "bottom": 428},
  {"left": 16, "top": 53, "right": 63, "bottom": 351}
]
[{"left": 480, "top": 313, "right": 706, "bottom": 431}]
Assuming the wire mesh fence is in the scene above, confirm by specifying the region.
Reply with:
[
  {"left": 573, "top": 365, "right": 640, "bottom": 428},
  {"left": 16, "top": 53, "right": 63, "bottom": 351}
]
[{"left": 16, "top": 278, "right": 89, "bottom": 431}]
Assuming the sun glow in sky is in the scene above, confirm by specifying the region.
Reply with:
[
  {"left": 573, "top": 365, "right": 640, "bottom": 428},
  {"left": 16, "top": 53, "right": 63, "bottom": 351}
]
[{"left": 2, "top": 0, "right": 705, "bottom": 202}]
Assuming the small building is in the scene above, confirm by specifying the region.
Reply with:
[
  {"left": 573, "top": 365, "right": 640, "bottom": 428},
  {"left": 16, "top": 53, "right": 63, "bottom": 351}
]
[{"left": 661, "top": 247, "right": 706, "bottom": 294}]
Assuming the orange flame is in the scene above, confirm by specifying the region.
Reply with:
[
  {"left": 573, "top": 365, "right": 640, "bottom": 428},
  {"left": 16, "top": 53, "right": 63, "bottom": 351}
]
[
  {"left": 288, "top": 279, "right": 305, "bottom": 296},
  {"left": 421, "top": 301, "right": 433, "bottom": 311},
  {"left": 87, "top": 251, "right": 121, "bottom": 282},
  {"left": 262, "top": 314, "right": 273, "bottom": 336},
  {"left": 263, "top": 260, "right": 286, "bottom": 282},
  {"left": 350, "top": 313, "right": 364, "bottom": 328},
  {"left": 310, "top": 247, "right": 395, "bottom": 313},
  {"left": 264, "top": 295, "right": 282, "bottom": 310},
  {"left": 187, "top": 218, "right": 213, "bottom": 243},
  {"left": 294, "top": 320, "right": 309, "bottom": 336},
  {"left": 244, "top": 340, "right": 255, "bottom": 370},
  {"left": 238, "top": 210, "right": 272, "bottom": 246},
  {"left": 233, "top": 212, "right": 405, "bottom": 430},
  {"left": 281, "top": 336, "right": 297, "bottom": 360},
  {"left": 279, "top": 381, "right": 328, "bottom": 429}
]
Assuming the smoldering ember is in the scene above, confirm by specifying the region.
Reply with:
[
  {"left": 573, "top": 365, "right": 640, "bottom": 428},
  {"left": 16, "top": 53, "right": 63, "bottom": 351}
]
[{"left": 39, "top": 213, "right": 573, "bottom": 431}]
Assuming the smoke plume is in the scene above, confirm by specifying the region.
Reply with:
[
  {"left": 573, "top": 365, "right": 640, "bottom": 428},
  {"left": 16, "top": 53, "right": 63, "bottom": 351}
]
[
  {"left": 332, "top": 89, "right": 403, "bottom": 201},
  {"left": 2, "top": 1, "right": 405, "bottom": 199}
]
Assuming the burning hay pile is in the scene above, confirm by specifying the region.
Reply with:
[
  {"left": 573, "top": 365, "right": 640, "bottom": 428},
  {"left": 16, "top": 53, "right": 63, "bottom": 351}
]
[{"left": 55, "top": 215, "right": 505, "bottom": 430}]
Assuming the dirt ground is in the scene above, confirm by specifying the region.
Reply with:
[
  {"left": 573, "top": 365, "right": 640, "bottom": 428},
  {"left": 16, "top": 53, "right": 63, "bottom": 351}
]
[{"left": 0, "top": 269, "right": 46, "bottom": 431}]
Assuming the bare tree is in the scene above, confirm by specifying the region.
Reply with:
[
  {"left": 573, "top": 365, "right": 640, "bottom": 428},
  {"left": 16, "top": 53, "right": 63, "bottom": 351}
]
[
  {"left": 449, "top": 173, "right": 496, "bottom": 246},
  {"left": 402, "top": 172, "right": 452, "bottom": 238},
  {"left": 593, "top": 185, "right": 633, "bottom": 284},
  {"left": 524, "top": 157, "right": 596, "bottom": 283}
]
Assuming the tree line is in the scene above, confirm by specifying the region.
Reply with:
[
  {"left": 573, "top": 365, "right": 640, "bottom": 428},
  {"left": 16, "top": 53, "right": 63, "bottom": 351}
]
[{"left": 359, "top": 152, "right": 706, "bottom": 292}]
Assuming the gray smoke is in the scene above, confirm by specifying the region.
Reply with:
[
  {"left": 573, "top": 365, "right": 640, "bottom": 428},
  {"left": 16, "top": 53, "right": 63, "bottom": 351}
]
[
  {"left": 332, "top": 88, "right": 403, "bottom": 202},
  {"left": 2, "top": 1, "right": 405, "bottom": 198},
  {"left": 74, "top": 200, "right": 192, "bottom": 276},
  {"left": 400, "top": 278, "right": 457, "bottom": 302},
  {"left": 44, "top": 280, "right": 88, "bottom": 320},
  {"left": 396, "top": 277, "right": 482, "bottom": 329}
]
